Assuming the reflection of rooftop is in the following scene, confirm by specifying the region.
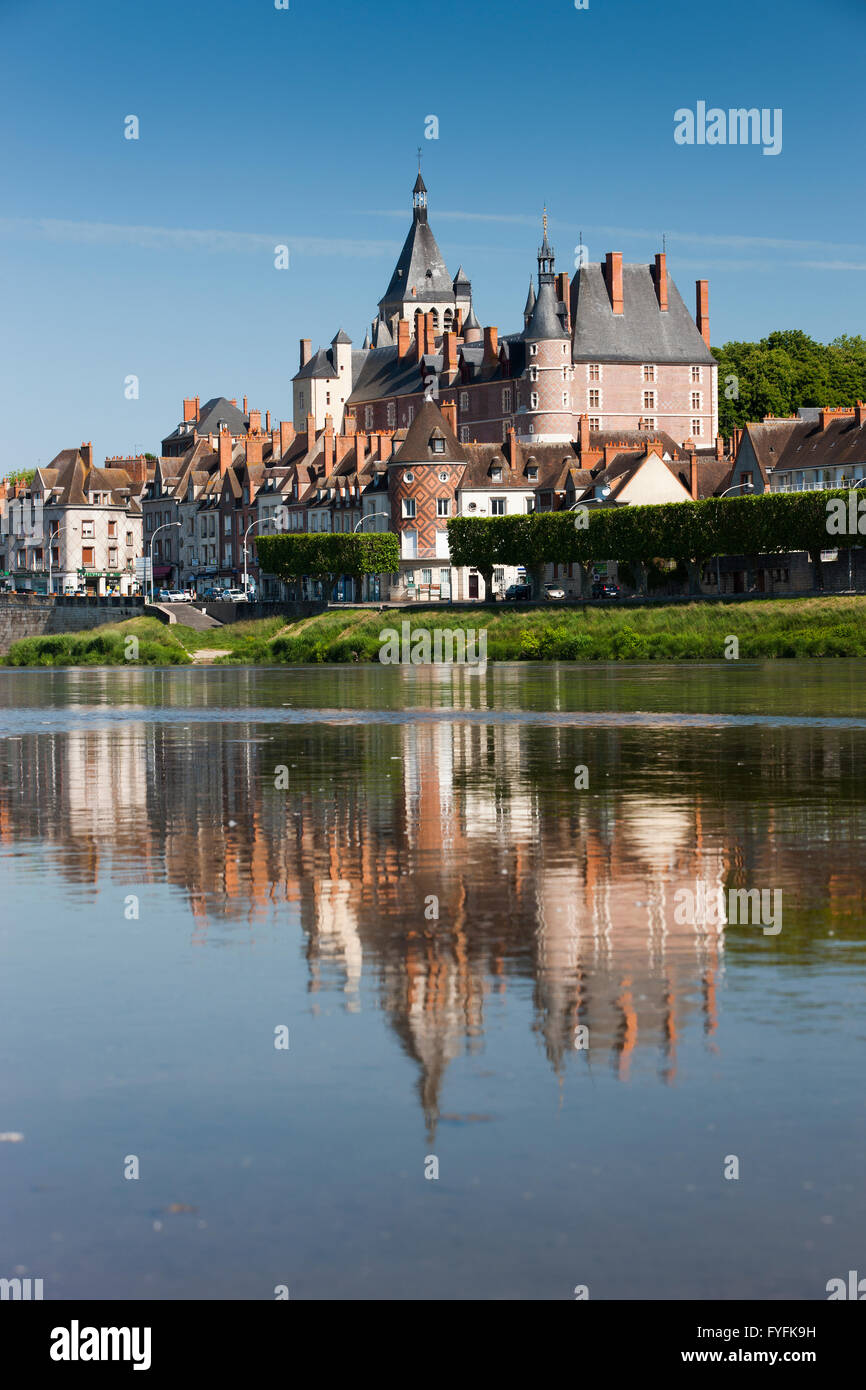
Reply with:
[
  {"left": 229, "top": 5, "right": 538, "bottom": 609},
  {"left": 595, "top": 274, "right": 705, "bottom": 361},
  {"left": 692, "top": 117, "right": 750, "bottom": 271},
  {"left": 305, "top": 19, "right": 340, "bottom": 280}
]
[{"left": 1, "top": 710, "right": 854, "bottom": 1134}]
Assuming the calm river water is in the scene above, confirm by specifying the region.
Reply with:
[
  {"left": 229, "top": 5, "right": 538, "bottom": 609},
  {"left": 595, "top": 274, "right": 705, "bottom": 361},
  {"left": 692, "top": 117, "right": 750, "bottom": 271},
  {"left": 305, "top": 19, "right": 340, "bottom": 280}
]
[{"left": 1, "top": 661, "right": 864, "bottom": 1300}]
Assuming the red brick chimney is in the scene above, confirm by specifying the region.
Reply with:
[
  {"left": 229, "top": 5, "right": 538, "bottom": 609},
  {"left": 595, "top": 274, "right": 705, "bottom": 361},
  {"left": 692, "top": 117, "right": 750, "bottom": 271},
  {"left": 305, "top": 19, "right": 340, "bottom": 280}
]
[
  {"left": 243, "top": 396, "right": 248, "bottom": 415},
  {"left": 218, "top": 427, "right": 232, "bottom": 477},
  {"left": 306, "top": 413, "right": 316, "bottom": 455},
  {"left": 856, "top": 401, "right": 866, "bottom": 428},
  {"left": 380, "top": 435, "right": 393, "bottom": 462},
  {"left": 246, "top": 434, "right": 263, "bottom": 466},
  {"left": 323, "top": 417, "right": 335, "bottom": 473},
  {"left": 80, "top": 442, "right": 93, "bottom": 470},
  {"left": 689, "top": 451, "right": 700, "bottom": 500},
  {"left": 265, "top": 411, "right": 271, "bottom": 432},
  {"left": 355, "top": 431, "right": 366, "bottom": 468},
  {"left": 397, "top": 319, "right": 411, "bottom": 359},
  {"left": 299, "top": 340, "right": 312, "bottom": 369},
  {"left": 604, "top": 442, "right": 620, "bottom": 467},
  {"left": 441, "top": 400, "right": 458, "bottom": 437},
  {"left": 696, "top": 281, "right": 710, "bottom": 346},
  {"left": 442, "top": 330, "right": 458, "bottom": 377},
  {"left": 578, "top": 414, "right": 591, "bottom": 456},
  {"left": 271, "top": 429, "right": 281, "bottom": 458},
  {"left": 280, "top": 420, "right": 296, "bottom": 455},
  {"left": 336, "top": 428, "right": 354, "bottom": 464},
  {"left": 453, "top": 308, "right": 463, "bottom": 337},
  {"left": 653, "top": 254, "right": 668, "bottom": 311},
  {"left": 183, "top": 397, "right": 199, "bottom": 423},
  {"left": 508, "top": 426, "right": 520, "bottom": 469},
  {"left": 715, "top": 434, "right": 725, "bottom": 460},
  {"left": 248, "top": 408, "right": 261, "bottom": 434},
  {"left": 483, "top": 326, "right": 499, "bottom": 364},
  {"left": 604, "top": 253, "right": 624, "bottom": 315}
]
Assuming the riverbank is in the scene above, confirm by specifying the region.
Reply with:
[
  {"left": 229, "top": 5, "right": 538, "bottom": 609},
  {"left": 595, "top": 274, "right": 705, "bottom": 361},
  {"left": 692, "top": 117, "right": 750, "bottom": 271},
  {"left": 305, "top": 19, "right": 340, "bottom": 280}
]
[{"left": 3, "top": 596, "right": 866, "bottom": 665}]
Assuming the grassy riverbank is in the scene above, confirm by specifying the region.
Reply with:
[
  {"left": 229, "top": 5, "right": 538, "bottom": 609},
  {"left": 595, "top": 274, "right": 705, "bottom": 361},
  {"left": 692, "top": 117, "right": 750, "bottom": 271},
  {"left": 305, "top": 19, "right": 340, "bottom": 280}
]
[{"left": 4, "top": 596, "right": 866, "bottom": 665}]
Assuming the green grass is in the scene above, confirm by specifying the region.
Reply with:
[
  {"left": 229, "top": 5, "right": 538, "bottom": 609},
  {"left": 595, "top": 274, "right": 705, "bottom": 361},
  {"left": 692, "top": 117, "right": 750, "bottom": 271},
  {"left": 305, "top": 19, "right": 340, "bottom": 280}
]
[
  {"left": 3, "top": 616, "right": 190, "bottom": 666},
  {"left": 5, "top": 597, "right": 866, "bottom": 666}
]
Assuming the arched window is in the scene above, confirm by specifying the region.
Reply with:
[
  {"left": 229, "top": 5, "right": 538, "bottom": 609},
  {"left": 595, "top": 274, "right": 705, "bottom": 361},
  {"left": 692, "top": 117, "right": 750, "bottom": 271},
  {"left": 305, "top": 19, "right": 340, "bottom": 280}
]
[
  {"left": 431, "top": 309, "right": 439, "bottom": 330},
  {"left": 444, "top": 309, "right": 453, "bottom": 330}
]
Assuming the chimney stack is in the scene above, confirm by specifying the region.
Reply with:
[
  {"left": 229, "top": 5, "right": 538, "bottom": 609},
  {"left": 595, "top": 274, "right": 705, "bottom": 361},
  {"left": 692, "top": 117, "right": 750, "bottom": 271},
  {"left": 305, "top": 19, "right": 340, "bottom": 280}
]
[
  {"left": 689, "top": 451, "right": 700, "bottom": 500},
  {"left": 654, "top": 254, "right": 668, "bottom": 311},
  {"left": 380, "top": 435, "right": 393, "bottom": 462},
  {"left": 183, "top": 397, "right": 199, "bottom": 423},
  {"left": 397, "top": 319, "right": 411, "bottom": 359},
  {"left": 80, "top": 442, "right": 93, "bottom": 470},
  {"left": 696, "top": 280, "right": 710, "bottom": 346},
  {"left": 306, "top": 413, "right": 317, "bottom": 455},
  {"left": 218, "top": 427, "right": 232, "bottom": 476},
  {"left": 299, "top": 340, "right": 311, "bottom": 369},
  {"left": 483, "top": 326, "right": 499, "bottom": 364},
  {"left": 441, "top": 399, "right": 458, "bottom": 437},
  {"left": 243, "top": 396, "right": 248, "bottom": 415},
  {"left": 280, "top": 420, "right": 296, "bottom": 455},
  {"left": 442, "top": 330, "right": 458, "bottom": 377},
  {"left": 323, "top": 416, "right": 335, "bottom": 473},
  {"left": 245, "top": 434, "right": 263, "bottom": 466},
  {"left": 248, "top": 408, "right": 261, "bottom": 434},
  {"left": 265, "top": 410, "right": 271, "bottom": 432},
  {"left": 856, "top": 401, "right": 866, "bottom": 428},
  {"left": 715, "top": 434, "right": 725, "bottom": 460},
  {"left": 604, "top": 253, "right": 624, "bottom": 315},
  {"left": 578, "top": 414, "right": 591, "bottom": 456}
]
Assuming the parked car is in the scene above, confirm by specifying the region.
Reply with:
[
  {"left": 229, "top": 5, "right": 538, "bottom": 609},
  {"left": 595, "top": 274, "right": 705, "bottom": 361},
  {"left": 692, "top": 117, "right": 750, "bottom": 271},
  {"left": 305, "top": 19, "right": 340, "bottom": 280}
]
[
  {"left": 591, "top": 580, "right": 620, "bottom": 599},
  {"left": 224, "top": 588, "right": 249, "bottom": 602},
  {"left": 157, "top": 588, "right": 172, "bottom": 601},
  {"left": 504, "top": 582, "right": 533, "bottom": 601},
  {"left": 544, "top": 583, "right": 566, "bottom": 601},
  {"left": 165, "top": 590, "right": 187, "bottom": 602}
]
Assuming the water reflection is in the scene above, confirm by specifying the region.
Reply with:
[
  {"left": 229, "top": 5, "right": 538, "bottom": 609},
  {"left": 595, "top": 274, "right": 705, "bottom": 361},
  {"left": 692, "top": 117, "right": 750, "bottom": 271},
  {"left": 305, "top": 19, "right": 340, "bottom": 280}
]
[{"left": 2, "top": 670, "right": 863, "bottom": 1148}]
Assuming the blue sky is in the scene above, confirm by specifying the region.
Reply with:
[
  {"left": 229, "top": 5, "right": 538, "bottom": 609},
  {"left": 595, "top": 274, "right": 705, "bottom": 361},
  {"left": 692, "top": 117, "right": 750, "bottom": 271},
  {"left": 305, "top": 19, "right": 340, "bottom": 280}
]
[{"left": 1, "top": 0, "right": 864, "bottom": 470}]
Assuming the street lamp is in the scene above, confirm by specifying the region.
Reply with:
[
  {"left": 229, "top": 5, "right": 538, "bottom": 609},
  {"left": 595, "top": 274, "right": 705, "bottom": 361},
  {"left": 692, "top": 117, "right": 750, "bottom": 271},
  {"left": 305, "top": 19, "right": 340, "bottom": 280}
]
[
  {"left": 243, "top": 515, "right": 279, "bottom": 599},
  {"left": 715, "top": 482, "right": 754, "bottom": 594},
  {"left": 353, "top": 511, "right": 390, "bottom": 532},
  {"left": 569, "top": 489, "right": 612, "bottom": 596},
  {"left": 149, "top": 521, "right": 181, "bottom": 604},
  {"left": 352, "top": 510, "right": 390, "bottom": 602}
]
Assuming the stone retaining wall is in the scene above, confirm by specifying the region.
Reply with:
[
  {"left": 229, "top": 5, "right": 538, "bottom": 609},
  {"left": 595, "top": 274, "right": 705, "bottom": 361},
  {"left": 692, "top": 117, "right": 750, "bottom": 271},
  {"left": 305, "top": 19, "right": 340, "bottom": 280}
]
[{"left": 0, "top": 595, "right": 144, "bottom": 654}]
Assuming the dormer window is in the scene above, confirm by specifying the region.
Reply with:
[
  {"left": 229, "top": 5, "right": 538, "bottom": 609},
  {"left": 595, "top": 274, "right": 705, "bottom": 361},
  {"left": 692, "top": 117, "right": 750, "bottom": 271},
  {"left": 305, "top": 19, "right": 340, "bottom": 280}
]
[
  {"left": 491, "top": 466, "right": 502, "bottom": 482},
  {"left": 432, "top": 438, "right": 445, "bottom": 454},
  {"left": 527, "top": 466, "right": 538, "bottom": 481}
]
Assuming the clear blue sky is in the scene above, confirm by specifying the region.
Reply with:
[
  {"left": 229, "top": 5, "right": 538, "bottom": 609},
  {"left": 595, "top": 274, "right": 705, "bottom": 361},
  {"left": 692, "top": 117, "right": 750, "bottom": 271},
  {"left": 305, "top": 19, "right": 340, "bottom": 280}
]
[{"left": 1, "top": 0, "right": 863, "bottom": 471}]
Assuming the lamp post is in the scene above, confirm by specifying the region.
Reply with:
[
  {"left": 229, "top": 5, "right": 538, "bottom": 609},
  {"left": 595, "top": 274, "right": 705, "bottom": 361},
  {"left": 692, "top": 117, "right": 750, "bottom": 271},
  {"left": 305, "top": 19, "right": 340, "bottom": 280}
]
[
  {"left": 352, "top": 510, "right": 390, "bottom": 601},
  {"left": 243, "top": 516, "right": 279, "bottom": 599},
  {"left": 149, "top": 521, "right": 181, "bottom": 604},
  {"left": 568, "top": 488, "right": 612, "bottom": 596},
  {"left": 715, "top": 482, "right": 754, "bottom": 594}
]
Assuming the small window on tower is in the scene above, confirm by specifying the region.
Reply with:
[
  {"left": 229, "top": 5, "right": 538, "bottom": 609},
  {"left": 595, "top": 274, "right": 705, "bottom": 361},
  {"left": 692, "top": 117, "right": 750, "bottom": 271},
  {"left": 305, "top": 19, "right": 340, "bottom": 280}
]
[{"left": 432, "top": 438, "right": 445, "bottom": 454}]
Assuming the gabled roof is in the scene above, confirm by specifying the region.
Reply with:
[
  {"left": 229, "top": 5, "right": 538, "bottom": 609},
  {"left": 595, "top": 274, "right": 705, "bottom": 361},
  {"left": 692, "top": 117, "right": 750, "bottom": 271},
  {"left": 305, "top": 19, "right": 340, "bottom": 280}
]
[
  {"left": 571, "top": 262, "right": 715, "bottom": 365},
  {"left": 332, "top": 328, "right": 352, "bottom": 345}
]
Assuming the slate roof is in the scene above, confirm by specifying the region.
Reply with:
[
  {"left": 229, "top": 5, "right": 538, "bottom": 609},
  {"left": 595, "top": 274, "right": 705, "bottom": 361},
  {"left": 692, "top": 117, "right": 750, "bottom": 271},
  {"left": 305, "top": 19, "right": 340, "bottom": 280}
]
[
  {"left": 524, "top": 280, "right": 569, "bottom": 341},
  {"left": 378, "top": 217, "right": 455, "bottom": 312},
  {"left": 571, "top": 262, "right": 715, "bottom": 365},
  {"left": 747, "top": 414, "right": 866, "bottom": 481},
  {"left": 332, "top": 329, "right": 352, "bottom": 345}
]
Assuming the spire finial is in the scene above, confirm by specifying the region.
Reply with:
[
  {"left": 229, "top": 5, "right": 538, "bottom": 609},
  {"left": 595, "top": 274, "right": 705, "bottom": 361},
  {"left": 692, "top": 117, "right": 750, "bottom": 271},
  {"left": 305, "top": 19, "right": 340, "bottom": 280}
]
[
  {"left": 543, "top": 205, "right": 548, "bottom": 238},
  {"left": 662, "top": 232, "right": 667, "bottom": 254}
]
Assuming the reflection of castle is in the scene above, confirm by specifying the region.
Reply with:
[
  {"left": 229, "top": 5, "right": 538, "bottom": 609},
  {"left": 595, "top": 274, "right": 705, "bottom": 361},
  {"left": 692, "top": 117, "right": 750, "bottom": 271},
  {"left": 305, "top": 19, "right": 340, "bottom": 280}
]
[{"left": 2, "top": 703, "right": 860, "bottom": 1138}]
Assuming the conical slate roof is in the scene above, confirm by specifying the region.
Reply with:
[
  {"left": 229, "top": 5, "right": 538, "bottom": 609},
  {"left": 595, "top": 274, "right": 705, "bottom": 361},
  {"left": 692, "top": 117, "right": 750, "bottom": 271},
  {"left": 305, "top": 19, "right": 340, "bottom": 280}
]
[
  {"left": 332, "top": 328, "right": 352, "bottom": 345},
  {"left": 463, "top": 305, "right": 481, "bottom": 332},
  {"left": 524, "top": 279, "right": 537, "bottom": 316},
  {"left": 393, "top": 398, "right": 466, "bottom": 465},
  {"left": 524, "top": 281, "right": 569, "bottom": 341}
]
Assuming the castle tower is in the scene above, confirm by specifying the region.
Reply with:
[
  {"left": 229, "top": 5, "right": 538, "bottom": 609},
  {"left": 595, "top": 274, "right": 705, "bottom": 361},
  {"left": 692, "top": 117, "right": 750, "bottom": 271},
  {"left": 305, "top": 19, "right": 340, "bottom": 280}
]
[{"left": 515, "top": 213, "right": 575, "bottom": 443}]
